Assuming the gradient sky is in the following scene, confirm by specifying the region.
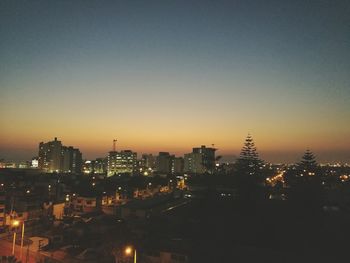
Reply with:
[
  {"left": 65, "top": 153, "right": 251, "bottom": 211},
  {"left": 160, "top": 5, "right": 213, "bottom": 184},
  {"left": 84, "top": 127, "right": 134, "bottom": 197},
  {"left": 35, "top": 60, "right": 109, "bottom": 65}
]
[{"left": 1, "top": 0, "right": 350, "bottom": 163}]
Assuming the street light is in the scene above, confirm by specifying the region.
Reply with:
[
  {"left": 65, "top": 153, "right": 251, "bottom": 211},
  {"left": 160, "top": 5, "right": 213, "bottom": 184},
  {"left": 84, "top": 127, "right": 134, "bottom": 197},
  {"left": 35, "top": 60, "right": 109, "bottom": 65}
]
[
  {"left": 125, "top": 246, "right": 132, "bottom": 255},
  {"left": 12, "top": 220, "right": 19, "bottom": 255},
  {"left": 20, "top": 221, "right": 25, "bottom": 260},
  {"left": 11, "top": 220, "right": 25, "bottom": 259},
  {"left": 124, "top": 246, "right": 136, "bottom": 263}
]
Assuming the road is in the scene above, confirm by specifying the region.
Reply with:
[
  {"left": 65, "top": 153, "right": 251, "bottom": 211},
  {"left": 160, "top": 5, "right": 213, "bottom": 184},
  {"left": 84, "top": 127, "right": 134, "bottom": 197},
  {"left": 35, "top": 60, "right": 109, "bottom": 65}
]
[
  {"left": 0, "top": 238, "right": 40, "bottom": 263},
  {"left": 161, "top": 199, "right": 191, "bottom": 213}
]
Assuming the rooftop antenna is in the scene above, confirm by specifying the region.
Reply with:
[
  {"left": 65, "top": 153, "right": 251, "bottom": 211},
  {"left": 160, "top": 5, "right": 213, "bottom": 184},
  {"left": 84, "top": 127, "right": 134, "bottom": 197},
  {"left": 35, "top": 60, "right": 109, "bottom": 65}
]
[{"left": 113, "top": 139, "right": 117, "bottom": 152}]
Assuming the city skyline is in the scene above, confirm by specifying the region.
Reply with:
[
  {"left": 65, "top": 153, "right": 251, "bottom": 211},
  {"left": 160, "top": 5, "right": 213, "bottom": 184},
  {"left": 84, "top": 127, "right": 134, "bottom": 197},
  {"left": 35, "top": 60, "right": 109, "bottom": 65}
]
[
  {"left": 1, "top": 1, "right": 349, "bottom": 163},
  {"left": 1, "top": 136, "right": 350, "bottom": 164}
]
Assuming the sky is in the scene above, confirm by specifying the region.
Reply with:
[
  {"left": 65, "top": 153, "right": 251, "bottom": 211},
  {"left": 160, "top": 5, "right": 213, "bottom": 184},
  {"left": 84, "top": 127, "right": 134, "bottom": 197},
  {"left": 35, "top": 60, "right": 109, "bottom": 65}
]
[{"left": 1, "top": 0, "right": 350, "bottom": 163}]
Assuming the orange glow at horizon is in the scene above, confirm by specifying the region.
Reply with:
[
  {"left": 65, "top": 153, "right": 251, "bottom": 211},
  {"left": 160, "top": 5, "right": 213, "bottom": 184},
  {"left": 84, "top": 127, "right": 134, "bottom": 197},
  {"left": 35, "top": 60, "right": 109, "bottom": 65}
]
[{"left": 1, "top": 118, "right": 349, "bottom": 163}]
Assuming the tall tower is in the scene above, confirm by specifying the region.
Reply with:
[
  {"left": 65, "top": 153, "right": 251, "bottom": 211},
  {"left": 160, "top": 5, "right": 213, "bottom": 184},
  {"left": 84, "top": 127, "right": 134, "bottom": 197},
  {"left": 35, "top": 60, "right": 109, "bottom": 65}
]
[{"left": 38, "top": 137, "right": 63, "bottom": 172}]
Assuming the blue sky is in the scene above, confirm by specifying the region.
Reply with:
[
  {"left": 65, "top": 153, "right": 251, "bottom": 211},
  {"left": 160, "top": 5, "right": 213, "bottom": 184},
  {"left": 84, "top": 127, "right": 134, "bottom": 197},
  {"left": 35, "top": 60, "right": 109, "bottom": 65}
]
[{"left": 1, "top": 0, "right": 349, "bottom": 162}]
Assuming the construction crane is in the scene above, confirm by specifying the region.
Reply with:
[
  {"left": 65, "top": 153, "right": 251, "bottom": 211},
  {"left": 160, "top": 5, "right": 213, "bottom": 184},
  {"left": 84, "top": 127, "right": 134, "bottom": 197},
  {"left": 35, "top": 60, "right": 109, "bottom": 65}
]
[{"left": 113, "top": 139, "right": 117, "bottom": 152}]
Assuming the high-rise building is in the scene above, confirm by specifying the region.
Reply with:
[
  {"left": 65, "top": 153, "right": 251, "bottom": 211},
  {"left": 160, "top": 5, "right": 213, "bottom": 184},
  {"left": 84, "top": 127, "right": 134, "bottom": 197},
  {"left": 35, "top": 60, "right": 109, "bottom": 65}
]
[
  {"left": 171, "top": 157, "right": 184, "bottom": 174},
  {"left": 38, "top": 137, "right": 82, "bottom": 173},
  {"left": 107, "top": 150, "right": 137, "bottom": 176},
  {"left": 38, "top": 137, "right": 63, "bottom": 172},
  {"left": 141, "top": 154, "right": 156, "bottom": 170},
  {"left": 70, "top": 147, "right": 82, "bottom": 174},
  {"left": 156, "top": 152, "right": 173, "bottom": 174},
  {"left": 193, "top": 145, "right": 216, "bottom": 171},
  {"left": 184, "top": 152, "right": 205, "bottom": 174},
  {"left": 184, "top": 145, "right": 216, "bottom": 174},
  {"left": 93, "top": 158, "right": 107, "bottom": 174}
]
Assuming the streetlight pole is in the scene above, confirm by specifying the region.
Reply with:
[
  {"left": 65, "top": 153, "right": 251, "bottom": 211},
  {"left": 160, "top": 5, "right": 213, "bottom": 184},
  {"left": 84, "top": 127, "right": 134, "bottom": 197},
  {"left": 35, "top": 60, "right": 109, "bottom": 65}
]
[
  {"left": 124, "top": 246, "right": 136, "bottom": 263},
  {"left": 12, "top": 220, "right": 19, "bottom": 255},
  {"left": 20, "top": 222, "right": 25, "bottom": 259},
  {"left": 12, "top": 231, "right": 16, "bottom": 255}
]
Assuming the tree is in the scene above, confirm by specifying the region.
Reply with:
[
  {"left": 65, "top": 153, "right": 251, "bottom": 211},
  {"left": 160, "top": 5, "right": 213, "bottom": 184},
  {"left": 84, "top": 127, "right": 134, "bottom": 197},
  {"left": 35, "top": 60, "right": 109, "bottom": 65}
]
[
  {"left": 235, "top": 134, "right": 264, "bottom": 178},
  {"left": 234, "top": 134, "right": 266, "bottom": 203},
  {"left": 285, "top": 149, "right": 319, "bottom": 186},
  {"left": 297, "top": 149, "right": 318, "bottom": 176},
  {"left": 286, "top": 149, "right": 324, "bottom": 210}
]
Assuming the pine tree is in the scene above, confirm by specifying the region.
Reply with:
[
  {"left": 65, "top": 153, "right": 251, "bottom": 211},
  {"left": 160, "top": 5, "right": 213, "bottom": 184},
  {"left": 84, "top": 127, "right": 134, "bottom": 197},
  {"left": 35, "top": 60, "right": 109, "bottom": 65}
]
[
  {"left": 235, "top": 134, "right": 264, "bottom": 177},
  {"left": 287, "top": 149, "right": 324, "bottom": 210},
  {"left": 297, "top": 149, "right": 318, "bottom": 176},
  {"left": 234, "top": 134, "right": 266, "bottom": 202}
]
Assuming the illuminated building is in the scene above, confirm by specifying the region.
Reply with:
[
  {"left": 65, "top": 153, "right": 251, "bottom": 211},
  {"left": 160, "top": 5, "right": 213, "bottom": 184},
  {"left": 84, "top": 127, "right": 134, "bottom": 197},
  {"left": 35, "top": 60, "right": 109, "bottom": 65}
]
[
  {"left": 83, "top": 158, "right": 107, "bottom": 174},
  {"left": 93, "top": 158, "right": 107, "bottom": 174},
  {"left": 38, "top": 137, "right": 63, "bottom": 172},
  {"left": 107, "top": 150, "right": 137, "bottom": 176},
  {"left": 38, "top": 137, "right": 82, "bottom": 173},
  {"left": 31, "top": 157, "right": 39, "bottom": 168}
]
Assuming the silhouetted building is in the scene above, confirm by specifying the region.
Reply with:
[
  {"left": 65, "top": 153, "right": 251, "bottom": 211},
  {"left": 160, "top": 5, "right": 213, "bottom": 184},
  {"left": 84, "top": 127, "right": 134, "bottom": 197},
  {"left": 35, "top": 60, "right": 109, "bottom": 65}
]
[
  {"left": 156, "top": 152, "right": 173, "bottom": 174},
  {"left": 171, "top": 157, "right": 184, "bottom": 174},
  {"left": 38, "top": 137, "right": 82, "bottom": 173},
  {"left": 142, "top": 154, "right": 156, "bottom": 170},
  {"left": 69, "top": 147, "right": 82, "bottom": 173},
  {"left": 107, "top": 150, "right": 137, "bottom": 176},
  {"left": 38, "top": 137, "right": 63, "bottom": 172},
  {"left": 184, "top": 152, "right": 204, "bottom": 174},
  {"left": 184, "top": 145, "right": 216, "bottom": 174}
]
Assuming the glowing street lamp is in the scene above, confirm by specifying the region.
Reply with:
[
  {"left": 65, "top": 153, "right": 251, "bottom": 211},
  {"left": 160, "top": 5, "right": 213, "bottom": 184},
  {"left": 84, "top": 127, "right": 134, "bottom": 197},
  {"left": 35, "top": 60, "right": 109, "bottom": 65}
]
[
  {"left": 125, "top": 246, "right": 132, "bottom": 255},
  {"left": 11, "top": 220, "right": 25, "bottom": 259},
  {"left": 12, "top": 220, "right": 19, "bottom": 227},
  {"left": 124, "top": 246, "right": 137, "bottom": 263}
]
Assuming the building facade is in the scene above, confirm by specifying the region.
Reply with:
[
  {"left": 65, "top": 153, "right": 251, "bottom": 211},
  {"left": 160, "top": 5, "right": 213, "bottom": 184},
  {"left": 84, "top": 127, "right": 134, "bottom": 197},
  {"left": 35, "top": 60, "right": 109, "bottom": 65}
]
[
  {"left": 107, "top": 150, "right": 137, "bottom": 176},
  {"left": 142, "top": 154, "right": 156, "bottom": 170},
  {"left": 156, "top": 152, "right": 173, "bottom": 174},
  {"left": 38, "top": 137, "right": 82, "bottom": 173},
  {"left": 171, "top": 157, "right": 184, "bottom": 175},
  {"left": 184, "top": 145, "right": 216, "bottom": 174}
]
